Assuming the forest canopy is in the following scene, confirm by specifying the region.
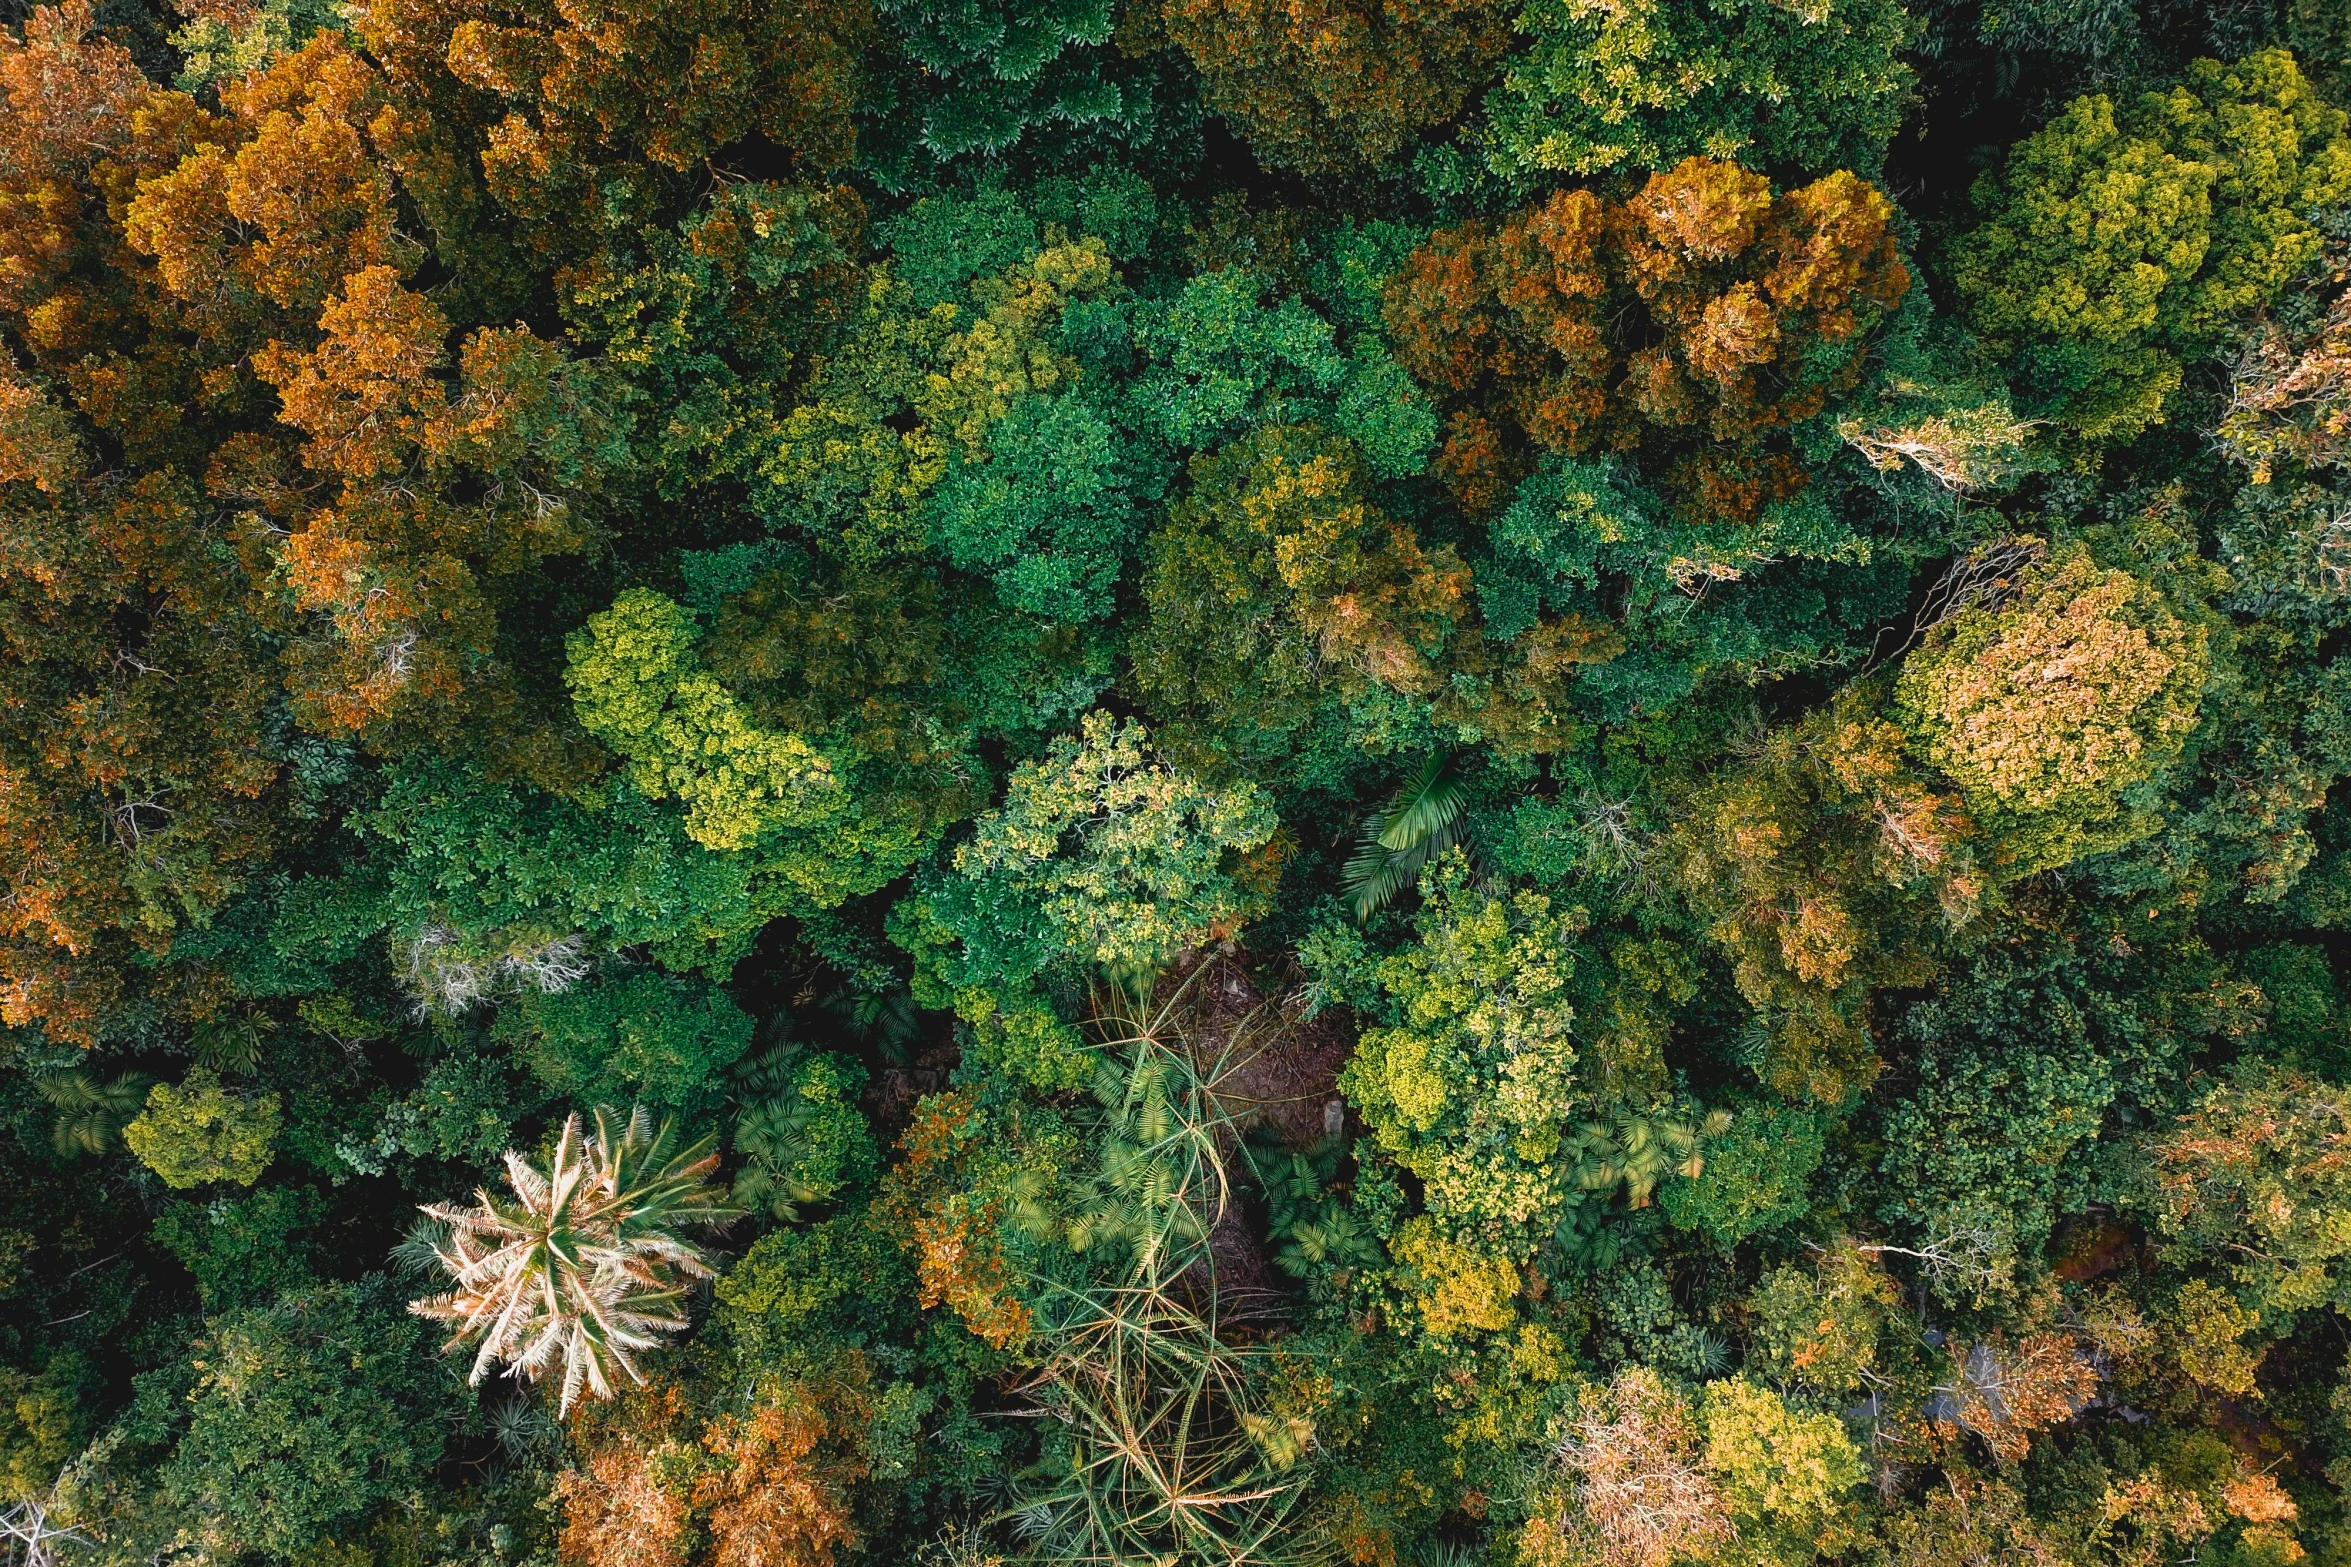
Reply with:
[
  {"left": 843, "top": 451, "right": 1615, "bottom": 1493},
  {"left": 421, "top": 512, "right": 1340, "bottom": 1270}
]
[{"left": 4, "top": 0, "right": 2351, "bottom": 1562}]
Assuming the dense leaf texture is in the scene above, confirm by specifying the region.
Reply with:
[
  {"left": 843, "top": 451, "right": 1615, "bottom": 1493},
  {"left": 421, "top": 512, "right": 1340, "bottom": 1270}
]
[{"left": 8, "top": 1, "right": 2351, "bottom": 1564}]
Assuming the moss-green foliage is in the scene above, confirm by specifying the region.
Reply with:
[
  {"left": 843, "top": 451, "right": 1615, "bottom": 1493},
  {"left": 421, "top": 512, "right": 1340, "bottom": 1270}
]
[
  {"left": 157, "top": 1284, "right": 454, "bottom": 1560},
  {"left": 862, "top": 0, "right": 1150, "bottom": 178},
  {"left": 152, "top": 1188, "right": 325, "bottom": 1312},
  {"left": 1659, "top": 1103, "right": 1823, "bottom": 1246},
  {"left": 1955, "top": 50, "right": 2351, "bottom": 443},
  {"left": 357, "top": 758, "right": 791, "bottom": 979},
  {"left": 497, "top": 970, "right": 755, "bottom": 1109},
  {"left": 730, "top": 1049, "right": 881, "bottom": 1219},
  {"left": 1485, "top": 0, "right": 1916, "bottom": 178},
  {"left": 19, "top": 4, "right": 2351, "bottom": 1562}
]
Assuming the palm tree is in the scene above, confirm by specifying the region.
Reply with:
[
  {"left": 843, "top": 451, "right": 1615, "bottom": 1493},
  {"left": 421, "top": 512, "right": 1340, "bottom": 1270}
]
[
  {"left": 34, "top": 1065, "right": 151, "bottom": 1157},
  {"left": 409, "top": 1106, "right": 741, "bottom": 1413},
  {"left": 1340, "top": 754, "right": 1474, "bottom": 921},
  {"left": 1001, "top": 971, "right": 1317, "bottom": 1566}
]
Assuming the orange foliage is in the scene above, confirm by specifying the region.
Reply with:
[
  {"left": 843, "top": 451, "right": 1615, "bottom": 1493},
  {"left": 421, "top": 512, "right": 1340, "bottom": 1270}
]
[
  {"left": 556, "top": 1384, "right": 696, "bottom": 1567},
  {"left": 1158, "top": 0, "right": 1513, "bottom": 173},
  {"left": 875, "top": 1091, "right": 1035, "bottom": 1350},
  {"left": 555, "top": 1441, "right": 693, "bottom": 1567},
  {"left": 1386, "top": 158, "right": 1909, "bottom": 520},
  {"left": 0, "top": 9, "right": 619, "bottom": 1042},
  {"left": 1929, "top": 1331, "right": 2100, "bottom": 1463},
  {"left": 694, "top": 1385, "right": 869, "bottom": 1567},
  {"left": 0, "top": 7, "right": 284, "bottom": 1041},
  {"left": 366, "top": 0, "right": 869, "bottom": 252},
  {"left": 108, "top": 39, "right": 622, "bottom": 774}
]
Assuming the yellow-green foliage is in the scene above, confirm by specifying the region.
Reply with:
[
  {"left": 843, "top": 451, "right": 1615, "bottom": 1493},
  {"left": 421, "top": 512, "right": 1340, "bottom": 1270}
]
[
  {"left": 566, "top": 589, "right": 843, "bottom": 853},
  {"left": 950, "top": 986, "right": 1094, "bottom": 1095},
  {"left": 1894, "top": 551, "right": 2208, "bottom": 874},
  {"left": 1341, "top": 857, "right": 1586, "bottom": 1256},
  {"left": 123, "top": 1068, "right": 282, "bottom": 1189},
  {"left": 1954, "top": 49, "right": 2351, "bottom": 443},
  {"left": 925, "top": 237, "right": 1114, "bottom": 451},
  {"left": 758, "top": 238, "right": 1118, "bottom": 559},
  {"left": 567, "top": 589, "right": 945, "bottom": 910},
  {"left": 954, "top": 709, "right": 1279, "bottom": 974},
  {"left": 1387, "top": 1216, "right": 1522, "bottom": 1337},
  {"left": 0, "top": 1354, "right": 85, "bottom": 1502},
  {"left": 1698, "top": 1377, "right": 1863, "bottom": 1529},
  {"left": 1487, "top": 0, "right": 1915, "bottom": 178}
]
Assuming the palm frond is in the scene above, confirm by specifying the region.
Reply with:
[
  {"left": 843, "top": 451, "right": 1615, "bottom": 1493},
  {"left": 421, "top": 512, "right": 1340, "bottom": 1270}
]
[
  {"left": 1341, "top": 754, "right": 1473, "bottom": 921},
  {"left": 992, "top": 976, "right": 1319, "bottom": 1564},
  {"left": 407, "top": 1106, "right": 741, "bottom": 1414},
  {"left": 35, "top": 1067, "right": 151, "bottom": 1158}
]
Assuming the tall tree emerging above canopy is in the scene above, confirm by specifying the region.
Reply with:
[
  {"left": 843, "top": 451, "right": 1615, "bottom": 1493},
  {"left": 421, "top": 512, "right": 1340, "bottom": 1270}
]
[
  {"left": 411, "top": 1107, "right": 740, "bottom": 1414},
  {"left": 1893, "top": 549, "right": 2209, "bottom": 875}
]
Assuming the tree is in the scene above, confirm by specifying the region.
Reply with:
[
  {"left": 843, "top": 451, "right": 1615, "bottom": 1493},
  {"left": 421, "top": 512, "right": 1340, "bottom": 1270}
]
[
  {"left": 693, "top": 1388, "right": 868, "bottom": 1567},
  {"left": 1893, "top": 549, "right": 2207, "bottom": 875},
  {"left": 729, "top": 1048, "right": 879, "bottom": 1222},
  {"left": 0, "top": 5, "right": 290, "bottom": 1044},
  {"left": 1485, "top": 0, "right": 1914, "bottom": 179},
  {"left": 122, "top": 1069, "right": 281, "bottom": 1189},
  {"left": 864, "top": 0, "right": 1149, "bottom": 175},
  {"left": 2218, "top": 270, "right": 2351, "bottom": 480},
  {"left": 358, "top": 0, "right": 869, "bottom": 257},
  {"left": 1156, "top": 0, "right": 1513, "bottom": 173},
  {"left": 898, "top": 709, "right": 1278, "bottom": 1007},
  {"left": 1698, "top": 1378, "right": 1861, "bottom": 1535},
  {"left": 1340, "top": 854, "right": 1587, "bottom": 1259},
  {"left": 1955, "top": 50, "right": 2351, "bottom": 444},
  {"left": 1673, "top": 691, "right": 1979, "bottom": 1101},
  {"left": 161, "top": 1283, "right": 452, "bottom": 1560},
  {"left": 350, "top": 756, "right": 799, "bottom": 995},
  {"left": 2136, "top": 1065, "right": 2351, "bottom": 1327},
  {"left": 410, "top": 1106, "right": 740, "bottom": 1412},
  {"left": 1384, "top": 158, "right": 1910, "bottom": 527},
  {"left": 497, "top": 970, "right": 755, "bottom": 1110},
  {"left": 1658, "top": 1103, "right": 1823, "bottom": 1246},
  {"left": 1133, "top": 424, "right": 1482, "bottom": 758},
  {"left": 994, "top": 986, "right": 1315, "bottom": 1564},
  {"left": 1521, "top": 1368, "right": 1732, "bottom": 1567}
]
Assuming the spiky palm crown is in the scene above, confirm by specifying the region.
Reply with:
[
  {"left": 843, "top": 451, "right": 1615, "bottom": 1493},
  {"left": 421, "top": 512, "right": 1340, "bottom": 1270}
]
[
  {"left": 410, "top": 1106, "right": 741, "bottom": 1413},
  {"left": 1002, "top": 971, "right": 1317, "bottom": 1565}
]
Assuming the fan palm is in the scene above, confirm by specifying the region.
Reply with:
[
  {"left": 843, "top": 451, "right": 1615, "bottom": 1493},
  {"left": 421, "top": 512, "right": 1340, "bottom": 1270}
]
[{"left": 409, "top": 1106, "right": 741, "bottom": 1413}]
